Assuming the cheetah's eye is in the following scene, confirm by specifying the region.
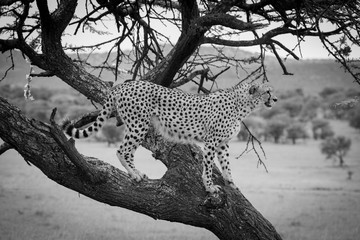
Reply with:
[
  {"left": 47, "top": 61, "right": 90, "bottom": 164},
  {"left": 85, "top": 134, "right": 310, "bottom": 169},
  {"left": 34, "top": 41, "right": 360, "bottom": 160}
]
[{"left": 249, "top": 85, "right": 258, "bottom": 95}]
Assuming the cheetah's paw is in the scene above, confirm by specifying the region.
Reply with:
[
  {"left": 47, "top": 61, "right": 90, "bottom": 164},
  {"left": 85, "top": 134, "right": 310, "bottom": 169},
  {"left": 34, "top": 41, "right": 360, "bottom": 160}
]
[
  {"left": 206, "top": 184, "right": 222, "bottom": 194},
  {"left": 129, "top": 170, "right": 147, "bottom": 182}
]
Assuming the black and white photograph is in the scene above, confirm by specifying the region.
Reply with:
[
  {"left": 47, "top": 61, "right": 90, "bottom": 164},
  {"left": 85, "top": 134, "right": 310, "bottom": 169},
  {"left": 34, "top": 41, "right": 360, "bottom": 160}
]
[{"left": 1, "top": 1, "right": 359, "bottom": 239}]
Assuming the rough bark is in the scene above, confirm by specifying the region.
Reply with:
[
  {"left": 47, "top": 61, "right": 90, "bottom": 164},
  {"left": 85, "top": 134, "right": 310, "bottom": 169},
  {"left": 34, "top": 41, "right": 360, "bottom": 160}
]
[{"left": 0, "top": 97, "right": 282, "bottom": 240}]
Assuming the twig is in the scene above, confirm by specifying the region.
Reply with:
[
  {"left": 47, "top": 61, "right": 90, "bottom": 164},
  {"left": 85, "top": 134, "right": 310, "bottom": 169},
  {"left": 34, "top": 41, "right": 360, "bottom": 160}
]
[
  {"left": 271, "top": 39, "right": 300, "bottom": 60},
  {"left": 269, "top": 43, "right": 293, "bottom": 76},
  {"left": 236, "top": 122, "right": 268, "bottom": 173},
  {"left": 0, "top": 50, "right": 15, "bottom": 81}
]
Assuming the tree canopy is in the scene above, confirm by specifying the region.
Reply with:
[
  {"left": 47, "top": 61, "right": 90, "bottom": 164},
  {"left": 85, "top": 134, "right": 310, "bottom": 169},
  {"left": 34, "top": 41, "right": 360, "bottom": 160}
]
[{"left": 1, "top": 1, "right": 360, "bottom": 239}]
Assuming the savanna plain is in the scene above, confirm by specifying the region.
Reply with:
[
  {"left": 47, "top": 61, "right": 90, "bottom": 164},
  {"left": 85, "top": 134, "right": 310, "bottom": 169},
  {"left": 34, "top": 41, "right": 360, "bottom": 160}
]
[{"left": 0, "top": 120, "right": 359, "bottom": 240}]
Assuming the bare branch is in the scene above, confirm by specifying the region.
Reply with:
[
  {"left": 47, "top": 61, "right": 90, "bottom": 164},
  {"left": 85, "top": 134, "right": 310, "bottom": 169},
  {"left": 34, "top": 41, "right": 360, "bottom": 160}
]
[
  {"left": 268, "top": 42, "right": 294, "bottom": 75},
  {"left": 271, "top": 39, "right": 300, "bottom": 60},
  {"left": 236, "top": 122, "right": 268, "bottom": 173},
  {"left": 0, "top": 50, "right": 15, "bottom": 81},
  {"left": 170, "top": 68, "right": 209, "bottom": 88}
]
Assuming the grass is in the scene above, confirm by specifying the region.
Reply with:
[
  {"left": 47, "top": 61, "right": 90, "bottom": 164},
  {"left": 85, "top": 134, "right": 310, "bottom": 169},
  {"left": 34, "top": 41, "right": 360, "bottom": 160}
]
[{"left": 0, "top": 120, "right": 359, "bottom": 240}]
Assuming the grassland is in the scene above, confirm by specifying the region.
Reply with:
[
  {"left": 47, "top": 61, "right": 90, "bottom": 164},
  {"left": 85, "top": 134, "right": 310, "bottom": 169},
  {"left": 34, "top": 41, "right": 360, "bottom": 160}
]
[{"left": 1, "top": 120, "right": 359, "bottom": 240}]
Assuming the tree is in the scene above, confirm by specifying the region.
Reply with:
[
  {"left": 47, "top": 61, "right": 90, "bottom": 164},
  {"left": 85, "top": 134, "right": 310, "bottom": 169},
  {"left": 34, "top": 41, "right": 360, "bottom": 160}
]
[
  {"left": 311, "top": 118, "right": 334, "bottom": 140},
  {"left": 319, "top": 87, "right": 340, "bottom": 99},
  {"left": 265, "top": 114, "right": 291, "bottom": 143},
  {"left": 265, "top": 120, "right": 288, "bottom": 143},
  {"left": 281, "top": 97, "right": 304, "bottom": 118},
  {"left": 1, "top": 1, "right": 360, "bottom": 239},
  {"left": 321, "top": 136, "right": 352, "bottom": 167},
  {"left": 348, "top": 106, "right": 360, "bottom": 130},
  {"left": 299, "top": 97, "right": 321, "bottom": 121},
  {"left": 286, "top": 122, "right": 308, "bottom": 144}
]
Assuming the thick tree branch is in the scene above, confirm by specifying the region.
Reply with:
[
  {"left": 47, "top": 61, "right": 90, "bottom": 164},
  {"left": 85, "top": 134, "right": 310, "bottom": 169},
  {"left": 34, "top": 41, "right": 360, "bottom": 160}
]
[
  {"left": 0, "top": 39, "right": 19, "bottom": 53},
  {"left": 0, "top": 0, "right": 27, "bottom": 6},
  {"left": 198, "top": 13, "right": 265, "bottom": 31}
]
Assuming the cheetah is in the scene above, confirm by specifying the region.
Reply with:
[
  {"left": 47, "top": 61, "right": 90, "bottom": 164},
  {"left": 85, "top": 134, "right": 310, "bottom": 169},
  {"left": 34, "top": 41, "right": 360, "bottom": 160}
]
[{"left": 62, "top": 80, "right": 277, "bottom": 193}]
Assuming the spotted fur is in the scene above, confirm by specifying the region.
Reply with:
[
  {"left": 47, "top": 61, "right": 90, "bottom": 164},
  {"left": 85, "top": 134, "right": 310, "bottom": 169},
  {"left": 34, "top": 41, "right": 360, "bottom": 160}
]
[{"left": 62, "top": 80, "right": 277, "bottom": 193}]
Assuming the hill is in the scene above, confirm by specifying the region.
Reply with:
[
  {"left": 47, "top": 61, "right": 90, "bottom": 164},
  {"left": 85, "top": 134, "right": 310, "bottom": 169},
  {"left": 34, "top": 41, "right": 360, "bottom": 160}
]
[{"left": 0, "top": 49, "right": 358, "bottom": 95}]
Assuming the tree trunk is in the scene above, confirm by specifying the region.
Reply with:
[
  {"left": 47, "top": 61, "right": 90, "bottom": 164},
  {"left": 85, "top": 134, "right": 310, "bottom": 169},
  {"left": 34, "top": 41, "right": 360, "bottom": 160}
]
[
  {"left": 339, "top": 155, "right": 344, "bottom": 167},
  {"left": 0, "top": 97, "right": 282, "bottom": 240}
]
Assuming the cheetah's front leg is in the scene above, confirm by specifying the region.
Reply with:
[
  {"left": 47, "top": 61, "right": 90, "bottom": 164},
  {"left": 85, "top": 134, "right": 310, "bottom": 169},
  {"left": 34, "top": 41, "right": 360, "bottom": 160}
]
[
  {"left": 202, "top": 144, "right": 221, "bottom": 193},
  {"left": 217, "top": 142, "right": 239, "bottom": 191}
]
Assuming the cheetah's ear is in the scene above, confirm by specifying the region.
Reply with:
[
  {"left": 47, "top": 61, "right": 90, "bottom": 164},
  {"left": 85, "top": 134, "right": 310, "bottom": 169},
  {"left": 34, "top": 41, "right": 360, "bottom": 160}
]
[{"left": 249, "top": 85, "right": 259, "bottom": 95}]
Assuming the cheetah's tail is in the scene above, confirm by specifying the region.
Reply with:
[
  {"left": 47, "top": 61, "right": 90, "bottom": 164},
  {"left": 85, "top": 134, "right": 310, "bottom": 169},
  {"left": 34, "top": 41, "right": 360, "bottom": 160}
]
[{"left": 61, "top": 96, "right": 115, "bottom": 139}]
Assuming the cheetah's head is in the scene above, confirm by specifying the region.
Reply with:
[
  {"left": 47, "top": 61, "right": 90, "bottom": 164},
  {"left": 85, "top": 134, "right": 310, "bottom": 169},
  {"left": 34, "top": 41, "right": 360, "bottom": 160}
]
[{"left": 248, "top": 83, "right": 278, "bottom": 109}]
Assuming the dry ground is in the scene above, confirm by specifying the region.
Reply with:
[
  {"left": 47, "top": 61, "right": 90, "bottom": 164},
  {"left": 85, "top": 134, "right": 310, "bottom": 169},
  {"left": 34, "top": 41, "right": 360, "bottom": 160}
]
[{"left": 1, "top": 120, "right": 359, "bottom": 240}]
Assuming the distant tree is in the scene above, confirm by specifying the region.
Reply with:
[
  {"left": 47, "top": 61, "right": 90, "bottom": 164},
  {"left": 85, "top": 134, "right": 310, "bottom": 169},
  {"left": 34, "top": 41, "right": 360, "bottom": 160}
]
[
  {"left": 259, "top": 105, "right": 287, "bottom": 119},
  {"left": 279, "top": 88, "right": 304, "bottom": 99},
  {"left": 286, "top": 122, "right": 308, "bottom": 144},
  {"left": 349, "top": 106, "right": 360, "bottom": 130},
  {"left": 299, "top": 97, "right": 321, "bottom": 120},
  {"left": 321, "top": 136, "right": 352, "bottom": 167},
  {"left": 320, "top": 125, "right": 335, "bottom": 139},
  {"left": 266, "top": 121, "right": 287, "bottom": 143},
  {"left": 327, "top": 89, "right": 360, "bottom": 120},
  {"left": 319, "top": 87, "right": 340, "bottom": 99},
  {"left": 281, "top": 97, "right": 303, "bottom": 118},
  {"left": 265, "top": 114, "right": 291, "bottom": 143},
  {"left": 311, "top": 119, "right": 334, "bottom": 140}
]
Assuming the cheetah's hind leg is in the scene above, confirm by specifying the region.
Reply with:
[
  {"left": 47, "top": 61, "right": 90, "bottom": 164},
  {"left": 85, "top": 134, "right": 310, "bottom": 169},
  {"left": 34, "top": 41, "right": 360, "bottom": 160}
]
[{"left": 116, "top": 132, "right": 147, "bottom": 182}]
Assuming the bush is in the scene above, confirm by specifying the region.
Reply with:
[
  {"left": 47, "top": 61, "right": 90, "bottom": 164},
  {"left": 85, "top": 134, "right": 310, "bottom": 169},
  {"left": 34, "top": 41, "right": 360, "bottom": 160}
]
[{"left": 320, "top": 136, "right": 351, "bottom": 167}]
